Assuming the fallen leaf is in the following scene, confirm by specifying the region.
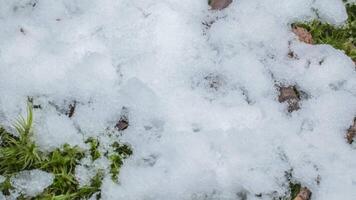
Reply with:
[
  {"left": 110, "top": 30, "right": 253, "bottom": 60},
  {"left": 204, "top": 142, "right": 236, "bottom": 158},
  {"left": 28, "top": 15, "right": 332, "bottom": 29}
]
[
  {"left": 346, "top": 118, "right": 356, "bottom": 144},
  {"left": 210, "top": 0, "right": 233, "bottom": 10}
]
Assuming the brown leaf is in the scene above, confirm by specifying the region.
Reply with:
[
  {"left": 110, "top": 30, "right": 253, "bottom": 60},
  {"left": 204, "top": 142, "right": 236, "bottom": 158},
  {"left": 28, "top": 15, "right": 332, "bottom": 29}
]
[
  {"left": 210, "top": 0, "right": 233, "bottom": 10},
  {"left": 115, "top": 119, "right": 129, "bottom": 131},
  {"left": 115, "top": 107, "right": 129, "bottom": 131},
  {"left": 294, "top": 187, "right": 312, "bottom": 200},
  {"left": 346, "top": 118, "right": 356, "bottom": 144},
  {"left": 66, "top": 101, "right": 76, "bottom": 118},
  {"left": 292, "top": 26, "right": 313, "bottom": 44},
  {"left": 278, "top": 86, "right": 300, "bottom": 112}
]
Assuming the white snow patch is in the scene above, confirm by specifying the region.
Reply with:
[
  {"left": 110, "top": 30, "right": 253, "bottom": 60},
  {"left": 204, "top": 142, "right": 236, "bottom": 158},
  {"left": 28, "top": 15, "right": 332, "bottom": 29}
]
[
  {"left": 34, "top": 111, "right": 85, "bottom": 151},
  {"left": 10, "top": 170, "right": 54, "bottom": 197}
]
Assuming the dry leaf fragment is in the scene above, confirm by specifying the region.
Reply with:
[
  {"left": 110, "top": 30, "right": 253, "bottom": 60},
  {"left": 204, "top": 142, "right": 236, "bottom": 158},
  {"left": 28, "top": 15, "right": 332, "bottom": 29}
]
[
  {"left": 278, "top": 86, "right": 300, "bottom": 112},
  {"left": 115, "top": 107, "right": 129, "bottom": 131},
  {"left": 346, "top": 118, "right": 356, "bottom": 144},
  {"left": 292, "top": 26, "right": 313, "bottom": 44},
  {"left": 210, "top": 0, "right": 233, "bottom": 10}
]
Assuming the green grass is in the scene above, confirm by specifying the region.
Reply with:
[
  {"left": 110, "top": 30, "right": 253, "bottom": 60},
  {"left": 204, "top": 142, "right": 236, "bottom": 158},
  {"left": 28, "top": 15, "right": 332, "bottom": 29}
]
[
  {"left": 0, "top": 103, "right": 132, "bottom": 199},
  {"left": 0, "top": 103, "right": 43, "bottom": 176},
  {"left": 85, "top": 138, "right": 101, "bottom": 161},
  {"left": 293, "top": 2, "right": 356, "bottom": 61},
  {"left": 109, "top": 142, "right": 133, "bottom": 182}
]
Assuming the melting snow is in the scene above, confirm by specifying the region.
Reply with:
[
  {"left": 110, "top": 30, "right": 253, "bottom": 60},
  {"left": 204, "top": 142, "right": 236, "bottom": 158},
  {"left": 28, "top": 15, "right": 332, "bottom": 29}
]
[
  {"left": 10, "top": 170, "right": 54, "bottom": 197},
  {"left": 0, "top": 0, "right": 355, "bottom": 199}
]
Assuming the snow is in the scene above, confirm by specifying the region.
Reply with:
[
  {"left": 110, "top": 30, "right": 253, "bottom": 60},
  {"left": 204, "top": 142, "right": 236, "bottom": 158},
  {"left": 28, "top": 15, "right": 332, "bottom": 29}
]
[
  {"left": 34, "top": 110, "right": 85, "bottom": 151},
  {"left": 0, "top": 175, "right": 5, "bottom": 184},
  {"left": 0, "top": 0, "right": 355, "bottom": 199},
  {"left": 10, "top": 169, "right": 54, "bottom": 197}
]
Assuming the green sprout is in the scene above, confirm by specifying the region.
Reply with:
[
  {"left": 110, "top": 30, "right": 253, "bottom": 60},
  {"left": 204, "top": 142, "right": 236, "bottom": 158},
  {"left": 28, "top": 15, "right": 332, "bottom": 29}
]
[
  {"left": 0, "top": 177, "right": 13, "bottom": 196},
  {"left": 289, "top": 182, "right": 301, "bottom": 199}
]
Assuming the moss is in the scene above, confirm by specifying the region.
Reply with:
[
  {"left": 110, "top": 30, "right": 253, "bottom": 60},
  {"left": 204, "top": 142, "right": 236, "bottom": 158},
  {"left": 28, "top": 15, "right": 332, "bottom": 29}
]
[
  {"left": 293, "top": 3, "right": 356, "bottom": 61},
  {"left": 0, "top": 177, "right": 13, "bottom": 196},
  {"left": 289, "top": 182, "right": 301, "bottom": 199},
  {"left": 0, "top": 103, "right": 132, "bottom": 199},
  {"left": 109, "top": 142, "right": 132, "bottom": 182},
  {"left": 38, "top": 145, "right": 85, "bottom": 197},
  {"left": 85, "top": 138, "right": 101, "bottom": 161}
]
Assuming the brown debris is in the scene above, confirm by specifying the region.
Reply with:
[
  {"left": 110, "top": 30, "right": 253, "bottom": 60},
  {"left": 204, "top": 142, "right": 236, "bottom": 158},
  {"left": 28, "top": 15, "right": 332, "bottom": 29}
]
[
  {"left": 292, "top": 26, "right": 313, "bottom": 44},
  {"left": 288, "top": 50, "right": 296, "bottom": 59},
  {"left": 293, "top": 187, "right": 312, "bottom": 200},
  {"left": 116, "top": 118, "right": 129, "bottom": 131},
  {"left": 278, "top": 86, "right": 300, "bottom": 112},
  {"left": 33, "top": 104, "right": 42, "bottom": 109},
  {"left": 209, "top": 0, "right": 233, "bottom": 10},
  {"left": 66, "top": 101, "right": 76, "bottom": 118},
  {"left": 346, "top": 118, "right": 356, "bottom": 144},
  {"left": 20, "top": 27, "right": 26, "bottom": 35},
  {"left": 287, "top": 41, "right": 299, "bottom": 60},
  {"left": 115, "top": 107, "right": 129, "bottom": 131}
]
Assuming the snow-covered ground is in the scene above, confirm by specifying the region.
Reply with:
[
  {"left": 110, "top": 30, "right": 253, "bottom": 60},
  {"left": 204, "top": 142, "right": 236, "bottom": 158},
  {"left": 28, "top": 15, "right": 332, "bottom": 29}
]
[{"left": 0, "top": 0, "right": 356, "bottom": 199}]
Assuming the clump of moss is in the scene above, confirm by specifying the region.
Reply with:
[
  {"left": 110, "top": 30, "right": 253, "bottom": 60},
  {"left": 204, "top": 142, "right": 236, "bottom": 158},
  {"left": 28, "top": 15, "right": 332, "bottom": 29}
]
[
  {"left": 289, "top": 182, "right": 301, "bottom": 199},
  {"left": 39, "top": 145, "right": 85, "bottom": 198},
  {"left": 109, "top": 141, "right": 133, "bottom": 182},
  {"left": 0, "top": 177, "right": 13, "bottom": 196},
  {"left": 0, "top": 103, "right": 132, "bottom": 199},
  {"left": 85, "top": 138, "right": 101, "bottom": 161},
  {"left": 0, "top": 105, "right": 43, "bottom": 175},
  {"left": 293, "top": 3, "right": 356, "bottom": 61}
]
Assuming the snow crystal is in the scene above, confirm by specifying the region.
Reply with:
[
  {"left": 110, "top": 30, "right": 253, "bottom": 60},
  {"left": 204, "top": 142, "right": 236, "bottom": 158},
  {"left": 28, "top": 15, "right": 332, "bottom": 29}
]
[
  {"left": 10, "top": 169, "right": 54, "bottom": 197},
  {"left": 0, "top": 0, "right": 355, "bottom": 199}
]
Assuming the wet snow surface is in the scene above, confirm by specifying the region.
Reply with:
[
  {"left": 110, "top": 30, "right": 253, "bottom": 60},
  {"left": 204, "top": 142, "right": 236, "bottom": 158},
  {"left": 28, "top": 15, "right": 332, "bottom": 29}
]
[
  {"left": 0, "top": 0, "right": 356, "bottom": 199},
  {"left": 10, "top": 170, "right": 54, "bottom": 197}
]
